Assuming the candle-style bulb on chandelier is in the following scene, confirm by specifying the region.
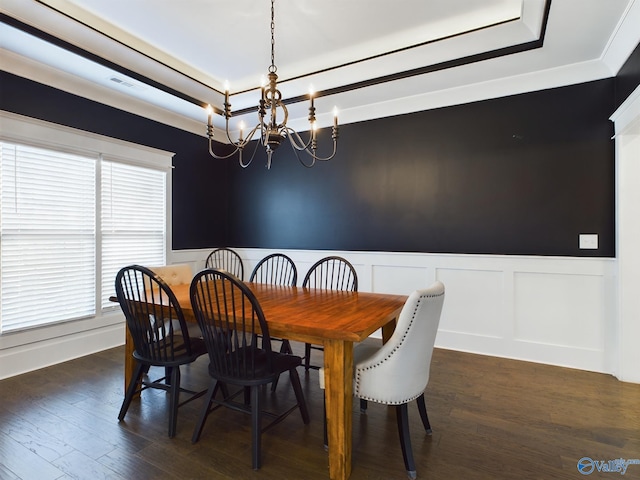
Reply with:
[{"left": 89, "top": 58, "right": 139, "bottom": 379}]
[{"left": 205, "top": 0, "right": 339, "bottom": 169}]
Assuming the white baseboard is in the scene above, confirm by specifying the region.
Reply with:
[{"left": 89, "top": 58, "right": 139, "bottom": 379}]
[{"left": 0, "top": 322, "right": 124, "bottom": 380}]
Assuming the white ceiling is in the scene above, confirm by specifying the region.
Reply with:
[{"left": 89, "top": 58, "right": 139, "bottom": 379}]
[{"left": 1, "top": 0, "right": 639, "bottom": 138}]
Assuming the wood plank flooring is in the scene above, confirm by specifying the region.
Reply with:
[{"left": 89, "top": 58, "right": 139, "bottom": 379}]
[{"left": 1, "top": 341, "right": 639, "bottom": 480}]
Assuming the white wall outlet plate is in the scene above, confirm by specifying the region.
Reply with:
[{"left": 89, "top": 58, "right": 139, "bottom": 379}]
[{"left": 579, "top": 234, "right": 598, "bottom": 249}]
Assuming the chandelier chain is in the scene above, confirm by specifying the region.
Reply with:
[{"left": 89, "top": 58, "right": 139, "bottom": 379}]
[{"left": 270, "top": 0, "right": 276, "bottom": 73}]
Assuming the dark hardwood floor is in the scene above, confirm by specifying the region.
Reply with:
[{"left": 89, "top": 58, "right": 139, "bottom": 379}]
[{"left": 1, "top": 341, "right": 639, "bottom": 480}]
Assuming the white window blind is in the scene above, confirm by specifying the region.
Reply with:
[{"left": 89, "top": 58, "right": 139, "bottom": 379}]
[
  {"left": 101, "top": 160, "right": 166, "bottom": 309},
  {"left": 0, "top": 112, "right": 172, "bottom": 337},
  {"left": 0, "top": 142, "right": 96, "bottom": 332}
]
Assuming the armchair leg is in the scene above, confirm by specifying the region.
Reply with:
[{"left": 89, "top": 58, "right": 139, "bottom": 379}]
[
  {"left": 360, "top": 398, "right": 368, "bottom": 413},
  {"left": 416, "top": 393, "right": 432, "bottom": 434},
  {"left": 396, "top": 403, "right": 417, "bottom": 479}
]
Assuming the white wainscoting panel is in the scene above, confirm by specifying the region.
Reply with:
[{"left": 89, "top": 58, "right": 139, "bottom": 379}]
[
  {"left": 371, "top": 265, "right": 431, "bottom": 295},
  {"left": 435, "top": 268, "right": 504, "bottom": 339},
  {"left": 513, "top": 272, "right": 605, "bottom": 350},
  {"left": 1, "top": 247, "right": 619, "bottom": 380},
  {"left": 213, "top": 249, "right": 617, "bottom": 377}
]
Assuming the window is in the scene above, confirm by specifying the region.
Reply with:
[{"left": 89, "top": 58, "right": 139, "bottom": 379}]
[
  {"left": 101, "top": 160, "right": 165, "bottom": 309},
  {"left": 0, "top": 112, "right": 171, "bottom": 334},
  {"left": 0, "top": 143, "right": 97, "bottom": 332}
]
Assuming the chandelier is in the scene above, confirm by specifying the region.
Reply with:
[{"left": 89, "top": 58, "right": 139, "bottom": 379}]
[{"left": 205, "top": 0, "right": 339, "bottom": 169}]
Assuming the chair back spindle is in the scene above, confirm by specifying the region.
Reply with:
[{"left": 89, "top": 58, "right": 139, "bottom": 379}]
[
  {"left": 205, "top": 247, "right": 244, "bottom": 280},
  {"left": 302, "top": 256, "right": 357, "bottom": 291},
  {"left": 116, "top": 265, "right": 194, "bottom": 363},
  {"left": 191, "top": 269, "right": 273, "bottom": 382},
  {"left": 301, "top": 256, "right": 358, "bottom": 370},
  {"left": 250, "top": 253, "right": 297, "bottom": 286}
]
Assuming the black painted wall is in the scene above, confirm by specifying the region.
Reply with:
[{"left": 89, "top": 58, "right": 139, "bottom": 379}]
[
  {"left": 616, "top": 41, "right": 640, "bottom": 109},
  {"left": 2, "top": 69, "right": 632, "bottom": 257},
  {"left": 0, "top": 72, "right": 230, "bottom": 249},
  {"left": 227, "top": 79, "right": 616, "bottom": 256}
]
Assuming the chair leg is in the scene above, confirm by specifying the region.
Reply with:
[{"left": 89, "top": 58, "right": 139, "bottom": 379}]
[
  {"left": 271, "top": 340, "right": 294, "bottom": 391},
  {"left": 167, "top": 366, "right": 181, "bottom": 438},
  {"left": 396, "top": 403, "right": 417, "bottom": 480},
  {"left": 191, "top": 379, "right": 219, "bottom": 443},
  {"left": 304, "top": 343, "right": 312, "bottom": 370},
  {"left": 280, "top": 339, "right": 293, "bottom": 354},
  {"left": 416, "top": 393, "right": 432, "bottom": 434},
  {"left": 219, "top": 381, "right": 230, "bottom": 399},
  {"left": 360, "top": 398, "right": 368, "bottom": 413},
  {"left": 271, "top": 374, "right": 281, "bottom": 392},
  {"left": 251, "top": 385, "right": 262, "bottom": 470},
  {"left": 118, "top": 362, "right": 145, "bottom": 421},
  {"left": 289, "top": 368, "right": 311, "bottom": 424}
]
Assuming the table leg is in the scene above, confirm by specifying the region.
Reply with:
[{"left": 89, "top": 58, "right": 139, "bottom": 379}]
[
  {"left": 381, "top": 317, "right": 397, "bottom": 344},
  {"left": 324, "top": 339, "right": 353, "bottom": 480}
]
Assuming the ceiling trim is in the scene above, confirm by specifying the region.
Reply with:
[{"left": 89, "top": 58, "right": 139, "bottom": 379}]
[
  {"left": 1, "top": 0, "right": 552, "bottom": 119},
  {"left": 0, "top": 11, "right": 206, "bottom": 108},
  {"left": 236, "top": 0, "right": 552, "bottom": 116},
  {"left": 233, "top": 16, "right": 522, "bottom": 95}
]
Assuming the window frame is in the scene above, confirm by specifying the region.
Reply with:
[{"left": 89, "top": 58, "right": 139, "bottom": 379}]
[{"left": 0, "top": 110, "right": 174, "bottom": 347}]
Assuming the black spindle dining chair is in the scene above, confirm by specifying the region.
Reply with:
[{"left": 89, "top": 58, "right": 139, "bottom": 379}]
[
  {"left": 250, "top": 253, "right": 298, "bottom": 389},
  {"left": 205, "top": 247, "right": 244, "bottom": 280},
  {"left": 190, "top": 268, "right": 310, "bottom": 470},
  {"left": 115, "top": 265, "right": 207, "bottom": 437},
  {"left": 302, "top": 256, "right": 358, "bottom": 370}
]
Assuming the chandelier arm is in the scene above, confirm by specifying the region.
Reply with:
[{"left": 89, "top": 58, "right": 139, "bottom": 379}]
[
  {"left": 208, "top": 137, "right": 241, "bottom": 160},
  {"left": 224, "top": 122, "right": 236, "bottom": 145},
  {"left": 308, "top": 140, "right": 338, "bottom": 161},
  {"left": 287, "top": 133, "right": 338, "bottom": 162},
  {"left": 285, "top": 127, "right": 313, "bottom": 151},
  {"left": 208, "top": 120, "right": 260, "bottom": 159},
  {"left": 241, "top": 123, "right": 262, "bottom": 146},
  {"left": 238, "top": 135, "right": 262, "bottom": 168},
  {"left": 222, "top": 118, "right": 251, "bottom": 148},
  {"left": 287, "top": 137, "right": 317, "bottom": 168}
]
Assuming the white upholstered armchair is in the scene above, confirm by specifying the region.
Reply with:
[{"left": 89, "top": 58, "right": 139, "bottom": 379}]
[
  {"left": 149, "top": 263, "right": 194, "bottom": 286},
  {"left": 320, "top": 281, "right": 445, "bottom": 479}
]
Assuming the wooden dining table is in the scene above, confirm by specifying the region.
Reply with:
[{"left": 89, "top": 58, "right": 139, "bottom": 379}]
[{"left": 116, "top": 282, "right": 407, "bottom": 480}]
